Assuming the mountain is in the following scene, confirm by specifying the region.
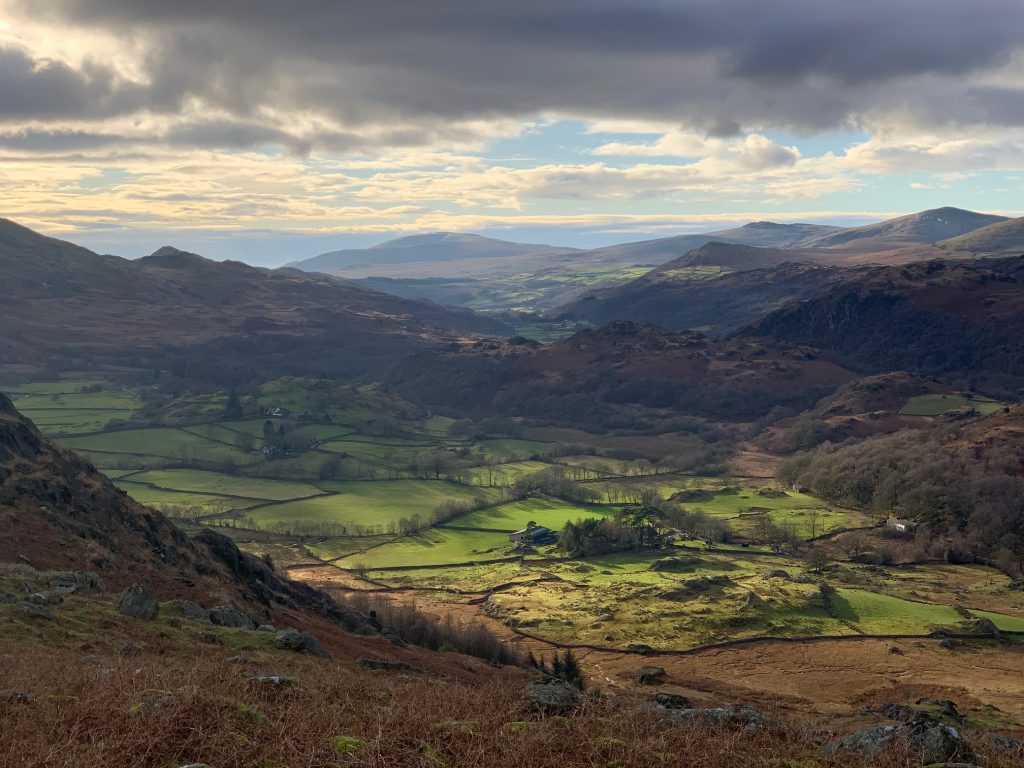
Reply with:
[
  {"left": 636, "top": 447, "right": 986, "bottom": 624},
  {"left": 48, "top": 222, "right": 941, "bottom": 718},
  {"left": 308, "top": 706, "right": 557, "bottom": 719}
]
[
  {"left": 560, "top": 261, "right": 858, "bottom": 335},
  {"left": 797, "top": 207, "right": 1007, "bottom": 252},
  {"left": 0, "top": 218, "right": 511, "bottom": 382},
  {"left": 560, "top": 222, "right": 839, "bottom": 270},
  {"left": 742, "top": 255, "right": 1024, "bottom": 396},
  {"left": 287, "top": 232, "right": 579, "bottom": 273}
]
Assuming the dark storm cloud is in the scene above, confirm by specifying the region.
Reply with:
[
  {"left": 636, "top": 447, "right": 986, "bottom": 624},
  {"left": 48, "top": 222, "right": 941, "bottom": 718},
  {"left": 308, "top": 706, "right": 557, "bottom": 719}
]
[{"left": 5, "top": 0, "right": 1024, "bottom": 147}]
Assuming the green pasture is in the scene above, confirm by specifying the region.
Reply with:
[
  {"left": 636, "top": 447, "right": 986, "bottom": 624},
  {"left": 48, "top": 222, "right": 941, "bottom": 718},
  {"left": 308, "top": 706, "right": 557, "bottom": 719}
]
[
  {"left": 444, "top": 497, "right": 618, "bottom": 532},
  {"left": 334, "top": 528, "right": 515, "bottom": 568},
  {"left": 114, "top": 482, "right": 263, "bottom": 514},
  {"left": 236, "top": 480, "right": 503, "bottom": 531},
  {"left": 462, "top": 461, "right": 551, "bottom": 486},
  {"left": 900, "top": 393, "right": 1004, "bottom": 416},
  {"left": 61, "top": 428, "right": 252, "bottom": 464},
  {"left": 122, "top": 469, "right": 321, "bottom": 501}
]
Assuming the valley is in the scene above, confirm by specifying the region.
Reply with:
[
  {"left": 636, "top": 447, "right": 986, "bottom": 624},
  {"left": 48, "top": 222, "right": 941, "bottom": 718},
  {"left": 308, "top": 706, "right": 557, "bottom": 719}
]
[{"left": 7, "top": 374, "right": 1022, "bottom": 671}]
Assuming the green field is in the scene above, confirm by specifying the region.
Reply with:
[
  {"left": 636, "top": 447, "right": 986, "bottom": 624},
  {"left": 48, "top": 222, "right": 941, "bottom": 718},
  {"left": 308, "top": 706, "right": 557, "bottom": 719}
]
[
  {"left": 900, "top": 393, "right": 1004, "bottom": 416},
  {"left": 232, "top": 480, "right": 504, "bottom": 532},
  {"left": 335, "top": 528, "right": 515, "bottom": 568},
  {"left": 61, "top": 428, "right": 253, "bottom": 463},
  {"left": 122, "top": 469, "right": 322, "bottom": 501},
  {"left": 114, "top": 483, "right": 263, "bottom": 514},
  {"left": 462, "top": 461, "right": 551, "bottom": 486},
  {"left": 444, "top": 497, "right": 618, "bottom": 532}
]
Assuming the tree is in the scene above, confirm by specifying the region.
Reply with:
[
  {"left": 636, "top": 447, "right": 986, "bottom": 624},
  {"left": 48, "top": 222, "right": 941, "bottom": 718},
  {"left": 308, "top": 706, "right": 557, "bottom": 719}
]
[{"left": 224, "top": 387, "right": 243, "bottom": 419}]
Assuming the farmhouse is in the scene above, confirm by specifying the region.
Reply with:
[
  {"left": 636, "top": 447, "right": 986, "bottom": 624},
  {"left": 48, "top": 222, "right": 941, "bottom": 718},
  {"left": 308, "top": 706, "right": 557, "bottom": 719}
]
[
  {"left": 509, "top": 524, "right": 555, "bottom": 545},
  {"left": 887, "top": 517, "right": 919, "bottom": 534}
]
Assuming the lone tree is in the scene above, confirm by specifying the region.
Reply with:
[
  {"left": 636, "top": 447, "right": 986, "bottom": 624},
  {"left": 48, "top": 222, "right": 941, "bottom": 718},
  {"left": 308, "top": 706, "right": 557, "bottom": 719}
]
[{"left": 224, "top": 387, "right": 243, "bottom": 419}]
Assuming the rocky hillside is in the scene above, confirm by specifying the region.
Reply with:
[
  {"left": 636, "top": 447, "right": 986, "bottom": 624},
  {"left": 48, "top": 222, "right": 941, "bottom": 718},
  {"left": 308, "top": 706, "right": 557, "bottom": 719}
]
[
  {"left": 0, "top": 390, "right": 368, "bottom": 629},
  {"left": 560, "top": 260, "right": 858, "bottom": 334},
  {"left": 0, "top": 219, "right": 510, "bottom": 382},
  {"left": 743, "top": 256, "right": 1024, "bottom": 396}
]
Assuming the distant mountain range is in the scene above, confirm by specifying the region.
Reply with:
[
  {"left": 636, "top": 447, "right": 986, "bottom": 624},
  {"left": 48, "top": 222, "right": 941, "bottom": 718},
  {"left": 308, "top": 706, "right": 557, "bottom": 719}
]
[
  {"left": 0, "top": 218, "right": 509, "bottom": 383},
  {"left": 282, "top": 207, "right": 1023, "bottom": 317},
  {"left": 287, "top": 232, "right": 579, "bottom": 274},
  {"left": 559, "top": 208, "right": 1024, "bottom": 333}
]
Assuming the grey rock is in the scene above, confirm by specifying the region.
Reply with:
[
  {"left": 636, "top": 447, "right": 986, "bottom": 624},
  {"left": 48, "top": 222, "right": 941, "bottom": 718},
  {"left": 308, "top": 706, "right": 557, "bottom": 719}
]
[
  {"left": 48, "top": 571, "right": 103, "bottom": 595},
  {"left": 911, "top": 723, "right": 973, "bottom": 765},
  {"left": 119, "top": 643, "right": 143, "bottom": 657},
  {"left": 28, "top": 591, "right": 63, "bottom": 606},
  {"left": 274, "top": 628, "right": 329, "bottom": 658},
  {"left": 207, "top": 605, "right": 256, "bottom": 630},
  {"left": 982, "top": 732, "right": 1023, "bottom": 755},
  {"left": 826, "top": 720, "right": 973, "bottom": 765},
  {"left": 119, "top": 583, "right": 158, "bottom": 620},
  {"left": 0, "top": 592, "right": 17, "bottom": 604},
  {"left": 4, "top": 689, "right": 32, "bottom": 704},
  {"left": 763, "top": 569, "right": 791, "bottom": 580},
  {"left": 356, "top": 657, "right": 411, "bottom": 671},
  {"left": 636, "top": 665, "right": 667, "bottom": 685},
  {"left": 826, "top": 725, "right": 899, "bottom": 758},
  {"left": 654, "top": 692, "right": 692, "bottom": 710},
  {"left": 167, "top": 599, "right": 210, "bottom": 622},
  {"left": 252, "top": 673, "right": 297, "bottom": 687},
  {"left": 522, "top": 677, "right": 583, "bottom": 714},
  {"left": 382, "top": 629, "right": 409, "bottom": 647},
  {"left": 16, "top": 602, "right": 55, "bottom": 620},
  {"left": 625, "top": 643, "right": 654, "bottom": 655},
  {"left": 668, "top": 704, "right": 774, "bottom": 732},
  {"left": 257, "top": 624, "right": 276, "bottom": 633},
  {"left": 227, "top": 655, "right": 250, "bottom": 664}
]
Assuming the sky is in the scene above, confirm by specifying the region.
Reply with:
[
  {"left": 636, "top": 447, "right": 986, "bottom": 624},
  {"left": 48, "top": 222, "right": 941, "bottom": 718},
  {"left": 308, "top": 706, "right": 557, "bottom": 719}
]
[{"left": 1, "top": 0, "right": 1023, "bottom": 265}]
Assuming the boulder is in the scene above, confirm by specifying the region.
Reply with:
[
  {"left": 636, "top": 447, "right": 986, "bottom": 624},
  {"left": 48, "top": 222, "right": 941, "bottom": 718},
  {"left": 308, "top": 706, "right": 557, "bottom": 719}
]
[
  {"left": 982, "top": 732, "right": 1023, "bottom": 756},
  {"left": 29, "top": 591, "right": 63, "bottom": 606},
  {"left": 522, "top": 677, "right": 583, "bottom": 714},
  {"left": 667, "top": 704, "right": 774, "bottom": 732},
  {"left": 120, "top": 643, "right": 143, "bottom": 657},
  {"left": 635, "top": 666, "right": 667, "bottom": 685},
  {"left": 48, "top": 571, "right": 103, "bottom": 595},
  {"left": 653, "top": 692, "right": 692, "bottom": 710},
  {"left": 131, "top": 690, "right": 176, "bottom": 716},
  {"left": 207, "top": 605, "right": 256, "bottom": 630},
  {"left": 257, "top": 624, "right": 276, "bottom": 633},
  {"left": 274, "top": 628, "right": 329, "bottom": 659},
  {"left": 826, "top": 725, "right": 898, "bottom": 759},
  {"left": 166, "top": 599, "right": 210, "bottom": 622},
  {"left": 252, "top": 673, "right": 297, "bottom": 687},
  {"left": 827, "top": 719, "right": 973, "bottom": 765},
  {"left": 118, "top": 583, "right": 158, "bottom": 620},
  {"left": 763, "top": 569, "right": 791, "bottom": 581}
]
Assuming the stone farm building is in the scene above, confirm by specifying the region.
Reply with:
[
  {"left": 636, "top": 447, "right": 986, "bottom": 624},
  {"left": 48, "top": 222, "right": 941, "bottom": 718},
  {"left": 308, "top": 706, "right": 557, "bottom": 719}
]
[{"left": 509, "top": 525, "right": 556, "bottom": 545}]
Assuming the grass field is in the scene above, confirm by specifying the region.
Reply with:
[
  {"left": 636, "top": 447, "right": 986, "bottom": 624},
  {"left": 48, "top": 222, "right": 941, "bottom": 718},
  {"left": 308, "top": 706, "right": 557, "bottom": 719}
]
[
  {"left": 121, "top": 469, "right": 322, "bottom": 501},
  {"left": 233, "top": 480, "right": 504, "bottom": 532},
  {"left": 900, "top": 393, "right": 1004, "bottom": 416},
  {"left": 61, "top": 428, "right": 252, "bottom": 464},
  {"left": 443, "top": 497, "right": 619, "bottom": 531},
  {"left": 461, "top": 461, "right": 551, "bottom": 486},
  {"left": 334, "top": 528, "right": 515, "bottom": 568},
  {"left": 113, "top": 483, "right": 264, "bottom": 514}
]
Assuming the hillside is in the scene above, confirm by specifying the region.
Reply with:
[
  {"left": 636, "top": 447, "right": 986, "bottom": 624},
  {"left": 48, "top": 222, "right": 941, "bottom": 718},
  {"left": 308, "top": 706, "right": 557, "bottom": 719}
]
[
  {"left": 560, "top": 261, "right": 857, "bottom": 334},
  {"left": 798, "top": 207, "right": 1007, "bottom": 252},
  {"left": 0, "top": 219, "right": 510, "bottom": 382},
  {"left": 0, "top": 391, "right": 378, "bottom": 634},
  {"left": 288, "top": 232, "right": 579, "bottom": 273},
  {"left": 394, "top": 321, "right": 858, "bottom": 426},
  {"left": 743, "top": 256, "right": 1024, "bottom": 396}
]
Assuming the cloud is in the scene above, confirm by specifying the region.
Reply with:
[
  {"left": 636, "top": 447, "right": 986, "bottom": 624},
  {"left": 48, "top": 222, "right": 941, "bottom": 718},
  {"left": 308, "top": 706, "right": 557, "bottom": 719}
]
[{"left": 2, "top": 0, "right": 1024, "bottom": 146}]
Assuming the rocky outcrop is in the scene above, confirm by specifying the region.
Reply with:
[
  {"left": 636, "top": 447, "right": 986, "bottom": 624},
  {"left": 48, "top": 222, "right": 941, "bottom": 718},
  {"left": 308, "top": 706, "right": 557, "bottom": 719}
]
[
  {"left": 118, "top": 583, "right": 158, "bottom": 620},
  {"left": 274, "top": 628, "right": 329, "bottom": 659},
  {"left": 521, "top": 677, "right": 583, "bottom": 714}
]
